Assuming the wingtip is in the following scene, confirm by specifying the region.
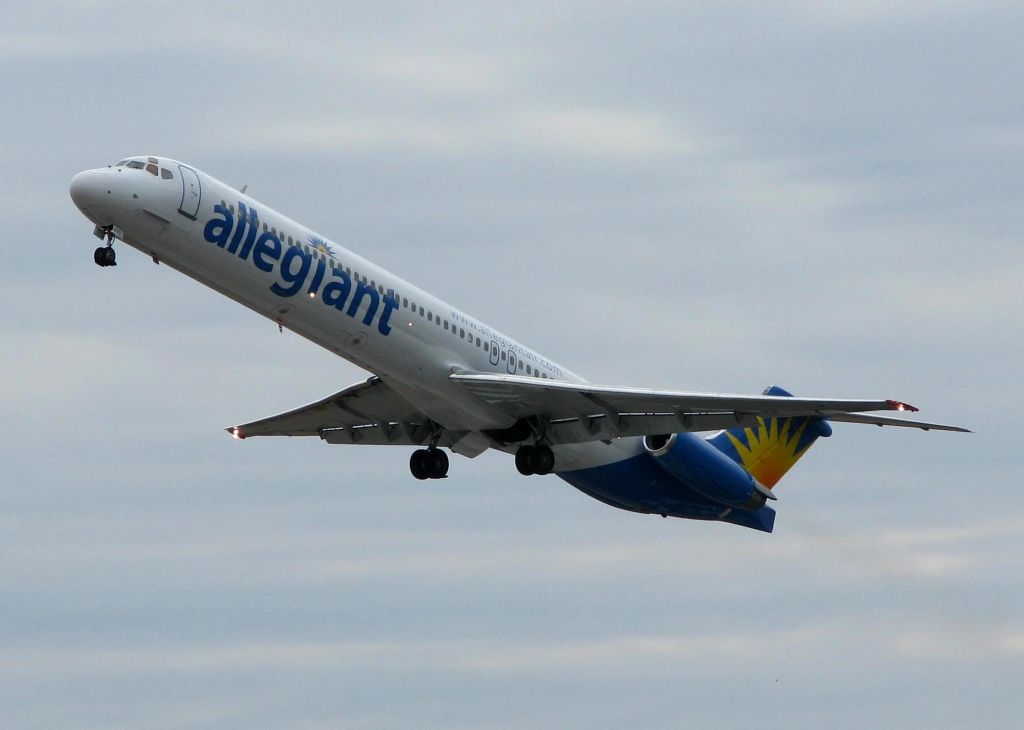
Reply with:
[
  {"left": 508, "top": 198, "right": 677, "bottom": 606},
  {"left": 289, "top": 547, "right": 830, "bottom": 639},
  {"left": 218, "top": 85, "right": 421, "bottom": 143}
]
[
  {"left": 887, "top": 399, "right": 919, "bottom": 413},
  {"left": 225, "top": 426, "right": 246, "bottom": 440}
]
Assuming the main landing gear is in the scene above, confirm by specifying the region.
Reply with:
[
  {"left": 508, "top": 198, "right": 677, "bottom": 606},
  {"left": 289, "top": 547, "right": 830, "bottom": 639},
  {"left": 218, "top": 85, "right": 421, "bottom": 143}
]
[
  {"left": 515, "top": 444, "right": 555, "bottom": 476},
  {"left": 410, "top": 448, "right": 449, "bottom": 480},
  {"left": 94, "top": 228, "right": 116, "bottom": 267}
]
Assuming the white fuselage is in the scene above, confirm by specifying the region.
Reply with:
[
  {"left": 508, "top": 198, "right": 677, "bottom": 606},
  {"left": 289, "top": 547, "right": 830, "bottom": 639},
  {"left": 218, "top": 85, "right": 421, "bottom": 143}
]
[{"left": 69, "top": 157, "right": 642, "bottom": 470}]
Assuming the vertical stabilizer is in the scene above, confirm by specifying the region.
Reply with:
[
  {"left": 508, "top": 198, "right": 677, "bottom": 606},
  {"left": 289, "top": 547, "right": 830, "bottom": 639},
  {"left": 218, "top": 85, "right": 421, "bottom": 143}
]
[{"left": 707, "top": 386, "right": 832, "bottom": 489}]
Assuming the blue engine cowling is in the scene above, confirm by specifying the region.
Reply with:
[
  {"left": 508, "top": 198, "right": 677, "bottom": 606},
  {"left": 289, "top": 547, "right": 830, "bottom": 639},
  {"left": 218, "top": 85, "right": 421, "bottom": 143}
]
[{"left": 642, "top": 432, "right": 770, "bottom": 510}]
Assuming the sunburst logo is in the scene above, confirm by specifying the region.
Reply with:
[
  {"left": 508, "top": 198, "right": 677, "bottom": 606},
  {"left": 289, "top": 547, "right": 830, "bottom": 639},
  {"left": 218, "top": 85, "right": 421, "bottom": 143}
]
[
  {"left": 307, "top": 233, "right": 334, "bottom": 256},
  {"left": 725, "top": 417, "right": 813, "bottom": 488}
]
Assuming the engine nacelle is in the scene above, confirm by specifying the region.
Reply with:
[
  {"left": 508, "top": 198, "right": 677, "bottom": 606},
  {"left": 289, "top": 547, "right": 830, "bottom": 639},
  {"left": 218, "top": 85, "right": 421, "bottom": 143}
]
[{"left": 642, "top": 432, "right": 770, "bottom": 510}]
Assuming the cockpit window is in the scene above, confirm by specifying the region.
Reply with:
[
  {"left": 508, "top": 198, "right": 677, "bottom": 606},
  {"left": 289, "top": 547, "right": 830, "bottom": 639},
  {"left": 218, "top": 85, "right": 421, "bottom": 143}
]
[
  {"left": 115, "top": 159, "right": 129, "bottom": 166},
  {"left": 145, "top": 163, "right": 158, "bottom": 176},
  {"left": 126, "top": 160, "right": 145, "bottom": 169},
  {"left": 160, "top": 168, "right": 173, "bottom": 180}
]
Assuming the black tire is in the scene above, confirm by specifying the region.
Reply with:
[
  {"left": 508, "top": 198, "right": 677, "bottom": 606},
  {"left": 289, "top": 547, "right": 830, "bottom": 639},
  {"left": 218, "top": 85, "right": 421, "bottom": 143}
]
[
  {"left": 94, "top": 247, "right": 107, "bottom": 266},
  {"left": 515, "top": 445, "right": 536, "bottom": 476},
  {"left": 534, "top": 445, "right": 555, "bottom": 475},
  {"left": 103, "top": 247, "right": 116, "bottom": 266},
  {"left": 427, "top": 449, "right": 449, "bottom": 479},
  {"left": 410, "top": 449, "right": 430, "bottom": 480}
]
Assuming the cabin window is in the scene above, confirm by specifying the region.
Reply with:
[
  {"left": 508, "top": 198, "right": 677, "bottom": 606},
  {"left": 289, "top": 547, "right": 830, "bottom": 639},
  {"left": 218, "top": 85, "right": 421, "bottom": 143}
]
[
  {"left": 444, "top": 321, "right": 449, "bottom": 330},
  {"left": 476, "top": 337, "right": 481, "bottom": 346},
  {"left": 402, "top": 297, "right": 408, "bottom": 308},
  {"left": 427, "top": 312, "right": 433, "bottom": 322},
  {"left": 419, "top": 306, "right": 425, "bottom": 316},
  {"left": 501, "top": 350, "right": 506, "bottom": 361},
  {"left": 459, "top": 328, "right": 465, "bottom": 338}
]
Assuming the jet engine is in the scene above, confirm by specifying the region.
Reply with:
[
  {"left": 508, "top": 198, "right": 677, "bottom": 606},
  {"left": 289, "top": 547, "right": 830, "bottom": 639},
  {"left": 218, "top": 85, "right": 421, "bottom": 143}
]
[{"left": 642, "top": 432, "right": 773, "bottom": 510}]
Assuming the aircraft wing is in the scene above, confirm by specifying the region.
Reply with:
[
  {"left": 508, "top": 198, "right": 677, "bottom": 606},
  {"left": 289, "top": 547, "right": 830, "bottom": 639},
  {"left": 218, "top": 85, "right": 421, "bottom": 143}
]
[
  {"left": 228, "top": 372, "right": 967, "bottom": 453},
  {"left": 227, "top": 376, "right": 475, "bottom": 450},
  {"left": 449, "top": 372, "right": 969, "bottom": 445}
]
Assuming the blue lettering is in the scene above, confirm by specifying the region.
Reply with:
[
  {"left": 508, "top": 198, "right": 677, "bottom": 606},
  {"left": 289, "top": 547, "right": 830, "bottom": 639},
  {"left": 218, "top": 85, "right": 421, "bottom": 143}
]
[
  {"left": 270, "top": 245, "right": 311, "bottom": 297},
  {"left": 346, "top": 281, "right": 379, "bottom": 326},
  {"left": 203, "top": 204, "right": 233, "bottom": 247},
  {"left": 239, "top": 206, "right": 258, "bottom": 260},
  {"left": 252, "top": 231, "right": 281, "bottom": 272},
  {"left": 378, "top": 292, "right": 398, "bottom": 335},
  {"left": 201, "top": 202, "right": 401, "bottom": 337},
  {"left": 308, "top": 257, "right": 327, "bottom": 297},
  {"left": 321, "top": 268, "right": 352, "bottom": 310},
  {"left": 226, "top": 202, "right": 247, "bottom": 254}
]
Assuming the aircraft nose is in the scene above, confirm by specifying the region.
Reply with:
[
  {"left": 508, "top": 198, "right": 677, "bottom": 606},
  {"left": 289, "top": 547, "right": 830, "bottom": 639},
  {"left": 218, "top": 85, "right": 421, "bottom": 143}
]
[{"left": 69, "top": 169, "right": 106, "bottom": 212}]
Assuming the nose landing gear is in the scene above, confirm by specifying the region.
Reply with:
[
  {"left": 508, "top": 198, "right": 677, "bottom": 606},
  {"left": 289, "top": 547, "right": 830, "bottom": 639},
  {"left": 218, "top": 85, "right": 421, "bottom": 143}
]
[{"left": 93, "top": 227, "right": 116, "bottom": 267}]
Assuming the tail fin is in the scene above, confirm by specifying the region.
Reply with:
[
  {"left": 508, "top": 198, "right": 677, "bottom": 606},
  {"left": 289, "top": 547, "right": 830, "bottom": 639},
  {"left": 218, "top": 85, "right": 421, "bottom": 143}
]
[{"left": 707, "top": 385, "right": 832, "bottom": 489}]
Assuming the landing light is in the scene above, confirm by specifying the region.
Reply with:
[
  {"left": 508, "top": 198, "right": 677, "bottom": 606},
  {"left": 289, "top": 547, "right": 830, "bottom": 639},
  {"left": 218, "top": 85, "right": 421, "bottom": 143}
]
[
  {"left": 231, "top": 427, "right": 243, "bottom": 439},
  {"left": 309, "top": 292, "right": 316, "bottom": 298}
]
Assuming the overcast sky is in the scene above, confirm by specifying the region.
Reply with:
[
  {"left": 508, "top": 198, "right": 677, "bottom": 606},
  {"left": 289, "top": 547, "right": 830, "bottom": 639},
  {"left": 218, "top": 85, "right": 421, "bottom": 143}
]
[{"left": 2, "top": 2, "right": 1022, "bottom": 728}]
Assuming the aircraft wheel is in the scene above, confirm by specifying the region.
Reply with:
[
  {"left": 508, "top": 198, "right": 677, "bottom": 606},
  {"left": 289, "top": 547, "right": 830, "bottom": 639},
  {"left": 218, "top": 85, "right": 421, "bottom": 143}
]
[
  {"left": 533, "top": 445, "right": 555, "bottom": 475},
  {"left": 515, "top": 445, "right": 536, "bottom": 476},
  {"left": 410, "top": 449, "right": 430, "bottom": 480},
  {"left": 428, "top": 449, "right": 449, "bottom": 479},
  {"left": 94, "top": 246, "right": 116, "bottom": 267}
]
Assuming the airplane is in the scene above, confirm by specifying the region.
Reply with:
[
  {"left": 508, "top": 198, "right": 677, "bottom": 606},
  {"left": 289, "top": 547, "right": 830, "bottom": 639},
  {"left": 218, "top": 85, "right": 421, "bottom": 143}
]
[{"left": 68, "top": 156, "right": 968, "bottom": 533}]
